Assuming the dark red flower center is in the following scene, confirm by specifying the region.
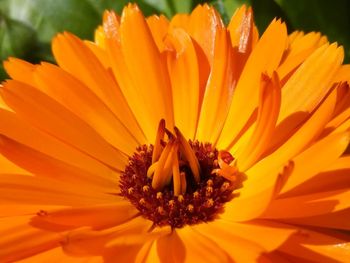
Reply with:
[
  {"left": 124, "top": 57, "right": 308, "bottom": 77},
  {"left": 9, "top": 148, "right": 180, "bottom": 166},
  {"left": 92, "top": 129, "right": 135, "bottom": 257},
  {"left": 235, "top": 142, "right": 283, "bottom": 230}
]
[{"left": 120, "top": 140, "right": 239, "bottom": 228}]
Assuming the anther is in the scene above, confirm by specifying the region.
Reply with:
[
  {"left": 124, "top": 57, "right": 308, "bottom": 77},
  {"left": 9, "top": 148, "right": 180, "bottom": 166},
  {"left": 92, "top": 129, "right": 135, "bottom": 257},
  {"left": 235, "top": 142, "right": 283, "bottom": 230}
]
[
  {"left": 177, "top": 195, "right": 184, "bottom": 203},
  {"left": 128, "top": 187, "right": 134, "bottom": 195},
  {"left": 139, "top": 198, "right": 146, "bottom": 206},
  {"left": 187, "top": 204, "right": 194, "bottom": 212},
  {"left": 157, "top": 206, "right": 166, "bottom": 215},
  {"left": 208, "top": 152, "right": 215, "bottom": 158},
  {"left": 168, "top": 200, "right": 175, "bottom": 208},
  {"left": 206, "top": 186, "right": 213, "bottom": 196},
  {"left": 220, "top": 182, "right": 230, "bottom": 192},
  {"left": 156, "top": 192, "right": 163, "bottom": 199},
  {"left": 207, "top": 179, "right": 213, "bottom": 186},
  {"left": 193, "top": 191, "right": 200, "bottom": 199},
  {"left": 205, "top": 198, "right": 214, "bottom": 208},
  {"left": 132, "top": 174, "right": 137, "bottom": 180},
  {"left": 142, "top": 185, "right": 150, "bottom": 192}
]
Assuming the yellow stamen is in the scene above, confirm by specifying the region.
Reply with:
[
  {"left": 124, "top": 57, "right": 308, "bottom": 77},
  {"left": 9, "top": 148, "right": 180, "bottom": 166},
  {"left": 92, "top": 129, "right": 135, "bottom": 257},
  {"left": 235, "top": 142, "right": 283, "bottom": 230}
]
[
  {"left": 152, "top": 119, "right": 166, "bottom": 163},
  {"left": 174, "top": 127, "right": 201, "bottom": 183},
  {"left": 212, "top": 150, "right": 238, "bottom": 182},
  {"left": 152, "top": 140, "right": 177, "bottom": 191},
  {"left": 172, "top": 153, "right": 182, "bottom": 196},
  {"left": 147, "top": 162, "right": 158, "bottom": 178}
]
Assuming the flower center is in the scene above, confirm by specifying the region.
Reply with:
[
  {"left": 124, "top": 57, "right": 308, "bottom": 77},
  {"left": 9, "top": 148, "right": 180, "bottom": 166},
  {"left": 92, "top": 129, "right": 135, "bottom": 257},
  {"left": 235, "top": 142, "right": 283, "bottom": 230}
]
[{"left": 119, "top": 120, "right": 241, "bottom": 228}]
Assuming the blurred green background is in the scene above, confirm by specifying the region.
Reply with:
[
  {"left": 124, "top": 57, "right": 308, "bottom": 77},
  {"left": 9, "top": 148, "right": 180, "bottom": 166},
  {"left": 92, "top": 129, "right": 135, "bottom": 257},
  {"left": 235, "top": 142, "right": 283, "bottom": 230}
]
[{"left": 0, "top": 0, "right": 349, "bottom": 80}]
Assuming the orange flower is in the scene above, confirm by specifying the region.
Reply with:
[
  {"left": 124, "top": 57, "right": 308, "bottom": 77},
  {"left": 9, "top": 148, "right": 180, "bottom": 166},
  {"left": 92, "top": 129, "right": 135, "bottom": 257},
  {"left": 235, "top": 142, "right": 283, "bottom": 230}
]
[{"left": 1, "top": 3, "right": 350, "bottom": 262}]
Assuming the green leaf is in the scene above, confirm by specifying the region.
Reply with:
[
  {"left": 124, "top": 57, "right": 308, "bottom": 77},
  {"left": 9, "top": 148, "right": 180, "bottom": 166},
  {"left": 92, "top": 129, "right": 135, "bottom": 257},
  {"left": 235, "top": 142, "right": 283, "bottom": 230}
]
[
  {"left": 141, "top": 0, "right": 174, "bottom": 17},
  {"left": 4, "top": 0, "right": 101, "bottom": 43},
  {"left": 84, "top": 0, "right": 130, "bottom": 14},
  {"left": 0, "top": 13, "right": 36, "bottom": 80},
  {"left": 221, "top": 0, "right": 251, "bottom": 18},
  {"left": 0, "top": 14, "right": 36, "bottom": 60},
  {"left": 171, "top": 0, "right": 192, "bottom": 13},
  {"left": 251, "top": 0, "right": 290, "bottom": 33},
  {"left": 0, "top": 64, "right": 8, "bottom": 80},
  {"left": 274, "top": 0, "right": 350, "bottom": 62}
]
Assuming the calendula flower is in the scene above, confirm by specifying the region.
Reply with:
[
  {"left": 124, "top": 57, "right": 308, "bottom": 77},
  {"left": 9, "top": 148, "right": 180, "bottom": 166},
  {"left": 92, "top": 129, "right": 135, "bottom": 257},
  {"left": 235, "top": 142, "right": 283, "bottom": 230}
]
[{"left": 1, "top": 3, "right": 350, "bottom": 262}]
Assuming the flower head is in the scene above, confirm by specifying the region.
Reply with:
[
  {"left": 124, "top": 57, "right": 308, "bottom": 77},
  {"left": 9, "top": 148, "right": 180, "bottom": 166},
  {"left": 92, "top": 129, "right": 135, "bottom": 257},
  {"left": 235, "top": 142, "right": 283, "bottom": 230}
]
[{"left": 1, "top": 3, "right": 350, "bottom": 262}]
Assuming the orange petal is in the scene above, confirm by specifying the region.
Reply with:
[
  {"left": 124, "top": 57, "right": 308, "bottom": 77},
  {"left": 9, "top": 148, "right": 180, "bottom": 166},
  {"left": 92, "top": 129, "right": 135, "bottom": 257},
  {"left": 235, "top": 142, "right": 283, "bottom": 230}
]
[
  {"left": 0, "top": 109, "right": 115, "bottom": 177},
  {"left": 281, "top": 131, "right": 349, "bottom": 194},
  {"left": 280, "top": 131, "right": 350, "bottom": 195},
  {"left": 236, "top": 72, "right": 281, "bottom": 171},
  {"left": 0, "top": 134, "right": 118, "bottom": 191},
  {"left": 156, "top": 230, "right": 185, "bottom": 263},
  {"left": 279, "top": 43, "right": 344, "bottom": 122},
  {"left": 194, "top": 219, "right": 295, "bottom": 252},
  {"left": 1, "top": 80, "right": 128, "bottom": 169},
  {"left": 246, "top": 84, "right": 338, "bottom": 192},
  {"left": 104, "top": 241, "right": 154, "bottom": 263},
  {"left": 222, "top": 161, "right": 293, "bottom": 222},
  {"left": 94, "top": 25, "right": 107, "bottom": 48},
  {"left": 169, "top": 13, "right": 190, "bottom": 31},
  {"left": 217, "top": 19, "right": 287, "bottom": 150},
  {"left": 61, "top": 216, "right": 152, "bottom": 257},
  {"left": 3, "top": 57, "right": 36, "bottom": 85},
  {"left": 103, "top": 10, "right": 171, "bottom": 142},
  {"left": 278, "top": 32, "right": 327, "bottom": 80},
  {"left": 0, "top": 149, "right": 29, "bottom": 175},
  {"left": 284, "top": 156, "right": 350, "bottom": 197},
  {"left": 190, "top": 222, "right": 265, "bottom": 262},
  {"left": 119, "top": 4, "right": 173, "bottom": 136},
  {"left": 33, "top": 202, "right": 138, "bottom": 230},
  {"left": 195, "top": 27, "right": 235, "bottom": 144},
  {"left": 175, "top": 226, "right": 230, "bottom": 263},
  {"left": 282, "top": 208, "right": 350, "bottom": 230},
  {"left": 279, "top": 228, "right": 350, "bottom": 263},
  {"left": 333, "top": 64, "right": 350, "bottom": 83},
  {"left": 325, "top": 103, "right": 350, "bottom": 136},
  {"left": 0, "top": 216, "right": 63, "bottom": 262},
  {"left": 0, "top": 173, "right": 117, "bottom": 206},
  {"left": 0, "top": 204, "right": 65, "bottom": 217},
  {"left": 263, "top": 189, "right": 350, "bottom": 219},
  {"left": 228, "top": 5, "right": 256, "bottom": 74},
  {"left": 188, "top": 4, "right": 224, "bottom": 67},
  {"left": 147, "top": 15, "right": 169, "bottom": 51},
  {"left": 17, "top": 246, "right": 102, "bottom": 263},
  {"left": 52, "top": 32, "right": 146, "bottom": 145},
  {"left": 84, "top": 40, "right": 110, "bottom": 69},
  {"left": 34, "top": 63, "right": 141, "bottom": 155},
  {"left": 165, "top": 28, "right": 200, "bottom": 140}
]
